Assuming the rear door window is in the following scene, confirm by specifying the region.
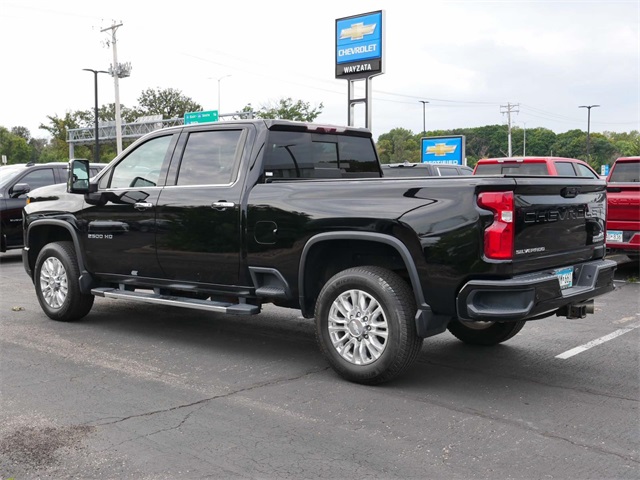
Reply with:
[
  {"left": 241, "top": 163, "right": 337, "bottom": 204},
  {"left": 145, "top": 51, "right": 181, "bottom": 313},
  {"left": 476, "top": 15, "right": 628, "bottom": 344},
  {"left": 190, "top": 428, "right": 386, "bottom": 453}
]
[
  {"left": 436, "top": 166, "right": 459, "bottom": 176},
  {"left": 176, "top": 130, "right": 243, "bottom": 186},
  {"left": 555, "top": 162, "right": 577, "bottom": 176}
]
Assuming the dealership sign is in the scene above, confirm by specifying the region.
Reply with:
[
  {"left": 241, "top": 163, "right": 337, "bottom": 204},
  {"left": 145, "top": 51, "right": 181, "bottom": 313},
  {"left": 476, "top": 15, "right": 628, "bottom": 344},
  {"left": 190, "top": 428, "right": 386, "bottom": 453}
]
[
  {"left": 421, "top": 136, "right": 466, "bottom": 165},
  {"left": 335, "top": 10, "right": 384, "bottom": 79}
]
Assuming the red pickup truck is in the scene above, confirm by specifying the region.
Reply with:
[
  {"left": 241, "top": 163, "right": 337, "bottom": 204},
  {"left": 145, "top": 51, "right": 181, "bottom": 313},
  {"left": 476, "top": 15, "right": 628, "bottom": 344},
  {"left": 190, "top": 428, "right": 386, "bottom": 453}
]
[{"left": 606, "top": 156, "right": 640, "bottom": 260}]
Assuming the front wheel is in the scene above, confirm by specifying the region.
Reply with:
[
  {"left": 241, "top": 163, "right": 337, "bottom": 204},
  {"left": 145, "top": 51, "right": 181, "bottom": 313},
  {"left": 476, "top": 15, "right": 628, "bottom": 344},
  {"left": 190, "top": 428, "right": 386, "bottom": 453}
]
[
  {"left": 315, "top": 266, "right": 423, "bottom": 385},
  {"left": 447, "top": 319, "right": 526, "bottom": 345},
  {"left": 34, "top": 241, "right": 94, "bottom": 322}
]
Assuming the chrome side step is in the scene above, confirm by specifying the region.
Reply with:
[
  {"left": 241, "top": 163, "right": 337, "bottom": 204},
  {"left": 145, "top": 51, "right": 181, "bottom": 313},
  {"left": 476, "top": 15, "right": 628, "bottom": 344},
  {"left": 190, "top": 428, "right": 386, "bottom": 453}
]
[{"left": 91, "top": 287, "right": 260, "bottom": 315}]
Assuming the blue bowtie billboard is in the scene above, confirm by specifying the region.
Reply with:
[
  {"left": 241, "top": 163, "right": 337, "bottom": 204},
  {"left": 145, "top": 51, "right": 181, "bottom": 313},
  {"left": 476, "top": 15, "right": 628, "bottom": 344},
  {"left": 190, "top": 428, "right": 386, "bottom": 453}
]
[
  {"left": 421, "top": 135, "right": 466, "bottom": 165},
  {"left": 335, "top": 10, "right": 384, "bottom": 79}
]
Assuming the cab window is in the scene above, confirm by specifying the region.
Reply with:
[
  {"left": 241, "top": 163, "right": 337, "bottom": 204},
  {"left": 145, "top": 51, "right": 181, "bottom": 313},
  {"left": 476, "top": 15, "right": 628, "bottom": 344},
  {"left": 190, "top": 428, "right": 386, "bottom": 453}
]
[
  {"left": 575, "top": 164, "right": 598, "bottom": 178},
  {"left": 16, "top": 168, "right": 56, "bottom": 195},
  {"left": 102, "top": 135, "right": 174, "bottom": 189},
  {"left": 263, "top": 131, "right": 379, "bottom": 179},
  {"left": 176, "top": 130, "right": 243, "bottom": 186}
]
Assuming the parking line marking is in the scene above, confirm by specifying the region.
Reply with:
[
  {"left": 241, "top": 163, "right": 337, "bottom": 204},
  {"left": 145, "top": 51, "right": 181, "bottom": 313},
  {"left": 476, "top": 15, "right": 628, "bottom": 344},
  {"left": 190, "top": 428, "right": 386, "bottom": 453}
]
[{"left": 555, "top": 323, "right": 640, "bottom": 359}]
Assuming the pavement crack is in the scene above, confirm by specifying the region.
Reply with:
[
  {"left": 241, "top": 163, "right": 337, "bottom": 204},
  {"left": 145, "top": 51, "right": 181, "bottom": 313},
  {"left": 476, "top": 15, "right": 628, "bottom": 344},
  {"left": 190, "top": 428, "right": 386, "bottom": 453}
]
[{"left": 90, "top": 366, "right": 329, "bottom": 428}]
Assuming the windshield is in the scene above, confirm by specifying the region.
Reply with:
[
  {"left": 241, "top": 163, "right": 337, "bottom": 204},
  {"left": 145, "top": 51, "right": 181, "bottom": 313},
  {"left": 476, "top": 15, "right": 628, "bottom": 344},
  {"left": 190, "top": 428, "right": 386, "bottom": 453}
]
[{"left": 0, "top": 165, "right": 25, "bottom": 189}]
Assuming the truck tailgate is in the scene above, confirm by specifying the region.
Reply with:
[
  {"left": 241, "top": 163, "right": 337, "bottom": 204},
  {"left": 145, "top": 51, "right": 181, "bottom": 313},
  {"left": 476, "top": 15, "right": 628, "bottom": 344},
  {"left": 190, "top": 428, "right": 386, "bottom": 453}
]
[
  {"left": 607, "top": 183, "right": 640, "bottom": 222},
  {"left": 510, "top": 177, "right": 607, "bottom": 273}
]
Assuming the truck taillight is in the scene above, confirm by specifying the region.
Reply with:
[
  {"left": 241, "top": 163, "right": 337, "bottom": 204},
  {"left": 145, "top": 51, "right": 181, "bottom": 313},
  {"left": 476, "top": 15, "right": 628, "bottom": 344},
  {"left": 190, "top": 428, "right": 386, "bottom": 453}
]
[{"left": 478, "top": 191, "right": 514, "bottom": 260}]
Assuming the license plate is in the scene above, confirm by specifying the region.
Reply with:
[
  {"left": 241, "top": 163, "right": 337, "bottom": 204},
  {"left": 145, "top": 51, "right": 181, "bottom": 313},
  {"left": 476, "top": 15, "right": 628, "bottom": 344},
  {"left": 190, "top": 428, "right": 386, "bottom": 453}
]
[
  {"left": 554, "top": 266, "right": 574, "bottom": 290},
  {"left": 606, "top": 230, "right": 623, "bottom": 243}
]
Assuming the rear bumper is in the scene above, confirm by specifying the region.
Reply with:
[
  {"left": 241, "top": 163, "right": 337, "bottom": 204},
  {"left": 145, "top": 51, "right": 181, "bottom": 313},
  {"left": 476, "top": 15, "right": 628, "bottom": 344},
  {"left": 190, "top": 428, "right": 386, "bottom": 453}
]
[{"left": 456, "top": 259, "right": 617, "bottom": 322}]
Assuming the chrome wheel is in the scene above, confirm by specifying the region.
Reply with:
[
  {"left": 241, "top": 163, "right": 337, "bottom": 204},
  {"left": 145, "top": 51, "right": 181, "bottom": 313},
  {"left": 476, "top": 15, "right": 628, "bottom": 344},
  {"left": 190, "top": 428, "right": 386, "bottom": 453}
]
[
  {"left": 39, "top": 256, "right": 68, "bottom": 309},
  {"left": 328, "top": 289, "right": 388, "bottom": 365}
]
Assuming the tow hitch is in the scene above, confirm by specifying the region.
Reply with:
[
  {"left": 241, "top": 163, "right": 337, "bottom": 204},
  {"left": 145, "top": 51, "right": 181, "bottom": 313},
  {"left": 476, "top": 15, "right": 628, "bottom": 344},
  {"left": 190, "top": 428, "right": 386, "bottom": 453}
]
[{"left": 557, "top": 300, "right": 595, "bottom": 319}]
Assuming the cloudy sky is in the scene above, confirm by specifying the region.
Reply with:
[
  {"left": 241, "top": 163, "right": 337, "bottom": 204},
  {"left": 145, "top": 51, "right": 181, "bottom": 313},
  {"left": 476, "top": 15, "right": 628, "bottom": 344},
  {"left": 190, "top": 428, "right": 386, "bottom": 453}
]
[{"left": 0, "top": 0, "right": 638, "bottom": 141}]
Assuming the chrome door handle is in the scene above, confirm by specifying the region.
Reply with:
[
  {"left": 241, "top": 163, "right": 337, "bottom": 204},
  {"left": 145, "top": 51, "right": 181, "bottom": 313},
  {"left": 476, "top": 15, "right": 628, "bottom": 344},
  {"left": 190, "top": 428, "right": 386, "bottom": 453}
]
[
  {"left": 211, "top": 201, "right": 235, "bottom": 210},
  {"left": 134, "top": 202, "right": 154, "bottom": 210}
]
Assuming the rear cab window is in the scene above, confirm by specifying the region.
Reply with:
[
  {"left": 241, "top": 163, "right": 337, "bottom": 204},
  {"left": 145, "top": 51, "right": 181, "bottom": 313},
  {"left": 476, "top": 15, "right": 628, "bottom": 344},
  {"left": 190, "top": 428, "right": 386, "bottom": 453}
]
[
  {"left": 609, "top": 162, "right": 640, "bottom": 182},
  {"left": 474, "top": 163, "right": 549, "bottom": 175},
  {"left": 263, "top": 131, "right": 380, "bottom": 179}
]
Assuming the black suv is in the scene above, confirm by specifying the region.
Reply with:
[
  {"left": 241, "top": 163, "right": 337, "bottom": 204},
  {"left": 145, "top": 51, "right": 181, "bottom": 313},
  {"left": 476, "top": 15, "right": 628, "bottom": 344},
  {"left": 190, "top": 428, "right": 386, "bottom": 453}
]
[
  {"left": 382, "top": 162, "right": 473, "bottom": 177},
  {"left": 0, "top": 161, "right": 104, "bottom": 251}
]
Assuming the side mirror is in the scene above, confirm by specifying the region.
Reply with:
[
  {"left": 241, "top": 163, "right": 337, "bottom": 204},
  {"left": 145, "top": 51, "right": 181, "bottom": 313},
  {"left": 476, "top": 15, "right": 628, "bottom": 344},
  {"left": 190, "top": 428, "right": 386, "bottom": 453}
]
[
  {"left": 68, "top": 159, "right": 95, "bottom": 193},
  {"left": 10, "top": 183, "right": 30, "bottom": 198}
]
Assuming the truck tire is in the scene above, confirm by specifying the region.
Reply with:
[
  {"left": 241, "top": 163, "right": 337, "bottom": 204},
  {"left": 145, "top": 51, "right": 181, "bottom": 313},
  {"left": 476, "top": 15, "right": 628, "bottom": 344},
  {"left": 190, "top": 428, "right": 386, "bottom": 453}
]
[
  {"left": 447, "top": 319, "right": 526, "bottom": 346},
  {"left": 315, "top": 266, "right": 423, "bottom": 385},
  {"left": 34, "top": 241, "right": 94, "bottom": 322}
]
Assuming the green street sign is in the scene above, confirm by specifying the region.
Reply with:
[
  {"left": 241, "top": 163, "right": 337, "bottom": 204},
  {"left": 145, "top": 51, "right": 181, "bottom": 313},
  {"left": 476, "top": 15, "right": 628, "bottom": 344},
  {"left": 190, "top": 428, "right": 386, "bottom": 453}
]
[{"left": 184, "top": 110, "right": 219, "bottom": 124}]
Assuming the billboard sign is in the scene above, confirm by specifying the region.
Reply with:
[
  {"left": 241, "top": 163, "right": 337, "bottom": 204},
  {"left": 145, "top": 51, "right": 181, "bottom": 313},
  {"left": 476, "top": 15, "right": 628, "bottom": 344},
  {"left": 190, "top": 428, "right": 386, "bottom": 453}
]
[
  {"left": 421, "top": 136, "right": 465, "bottom": 165},
  {"left": 335, "top": 10, "right": 384, "bottom": 79}
]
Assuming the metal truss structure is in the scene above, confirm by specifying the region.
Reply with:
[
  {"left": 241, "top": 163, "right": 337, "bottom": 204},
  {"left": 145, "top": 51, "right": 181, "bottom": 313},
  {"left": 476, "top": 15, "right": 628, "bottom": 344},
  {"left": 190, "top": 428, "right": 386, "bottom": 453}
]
[{"left": 67, "top": 111, "right": 255, "bottom": 158}]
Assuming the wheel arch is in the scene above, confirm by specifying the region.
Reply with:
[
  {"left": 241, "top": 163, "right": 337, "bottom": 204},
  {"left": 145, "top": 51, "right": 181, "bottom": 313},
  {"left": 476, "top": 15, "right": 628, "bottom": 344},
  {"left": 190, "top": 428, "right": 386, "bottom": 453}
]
[
  {"left": 298, "top": 232, "right": 426, "bottom": 318},
  {"left": 25, "top": 219, "right": 87, "bottom": 281}
]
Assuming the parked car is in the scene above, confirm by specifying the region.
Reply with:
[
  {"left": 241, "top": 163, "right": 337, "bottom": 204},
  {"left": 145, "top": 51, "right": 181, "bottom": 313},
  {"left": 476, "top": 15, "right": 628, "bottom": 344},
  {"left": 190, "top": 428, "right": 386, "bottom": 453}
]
[
  {"left": 0, "top": 161, "right": 105, "bottom": 252},
  {"left": 382, "top": 162, "right": 473, "bottom": 177},
  {"left": 605, "top": 156, "right": 640, "bottom": 260},
  {"left": 473, "top": 156, "right": 600, "bottom": 178}
]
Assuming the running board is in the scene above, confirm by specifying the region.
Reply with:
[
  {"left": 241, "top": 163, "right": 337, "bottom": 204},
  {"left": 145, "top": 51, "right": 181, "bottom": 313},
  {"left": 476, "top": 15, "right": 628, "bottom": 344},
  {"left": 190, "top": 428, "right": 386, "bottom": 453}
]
[{"left": 91, "top": 287, "right": 260, "bottom": 315}]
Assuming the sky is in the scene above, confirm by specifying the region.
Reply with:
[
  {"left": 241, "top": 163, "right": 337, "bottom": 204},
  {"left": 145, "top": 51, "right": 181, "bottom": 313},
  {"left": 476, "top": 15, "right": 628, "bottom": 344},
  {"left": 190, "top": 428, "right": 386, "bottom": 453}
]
[{"left": 0, "top": 0, "right": 638, "bottom": 142}]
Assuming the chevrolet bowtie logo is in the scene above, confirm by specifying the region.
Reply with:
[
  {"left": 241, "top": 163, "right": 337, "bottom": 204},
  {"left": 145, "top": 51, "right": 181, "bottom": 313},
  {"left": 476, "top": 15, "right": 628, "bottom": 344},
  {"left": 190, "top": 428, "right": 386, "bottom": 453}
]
[
  {"left": 340, "top": 22, "right": 377, "bottom": 41},
  {"left": 426, "top": 143, "right": 457, "bottom": 156}
]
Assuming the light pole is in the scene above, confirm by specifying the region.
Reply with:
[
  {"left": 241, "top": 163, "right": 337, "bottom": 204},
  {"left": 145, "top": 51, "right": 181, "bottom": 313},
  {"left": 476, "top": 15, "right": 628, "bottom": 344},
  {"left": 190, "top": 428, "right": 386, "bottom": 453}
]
[
  {"left": 218, "top": 75, "right": 232, "bottom": 114},
  {"left": 579, "top": 104, "right": 600, "bottom": 160},
  {"left": 419, "top": 100, "right": 429, "bottom": 134},
  {"left": 83, "top": 68, "right": 109, "bottom": 163}
]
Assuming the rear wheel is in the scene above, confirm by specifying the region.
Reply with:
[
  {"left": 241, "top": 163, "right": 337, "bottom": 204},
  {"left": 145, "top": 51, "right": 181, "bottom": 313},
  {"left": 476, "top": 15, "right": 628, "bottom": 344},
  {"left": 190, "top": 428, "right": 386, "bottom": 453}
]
[
  {"left": 447, "top": 319, "right": 526, "bottom": 345},
  {"left": 34, "top": 241, "right": 94, "bottom": 322},
  {"left": 315, "top": 266, "right": 423, "bottom": 385}
]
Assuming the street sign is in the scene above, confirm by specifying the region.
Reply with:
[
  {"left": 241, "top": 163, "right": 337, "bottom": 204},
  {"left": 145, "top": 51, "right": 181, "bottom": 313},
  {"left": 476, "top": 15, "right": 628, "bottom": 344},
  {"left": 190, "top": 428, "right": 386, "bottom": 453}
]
[{"left": 184, "top": 110, "right": 219, "bottom": 124}]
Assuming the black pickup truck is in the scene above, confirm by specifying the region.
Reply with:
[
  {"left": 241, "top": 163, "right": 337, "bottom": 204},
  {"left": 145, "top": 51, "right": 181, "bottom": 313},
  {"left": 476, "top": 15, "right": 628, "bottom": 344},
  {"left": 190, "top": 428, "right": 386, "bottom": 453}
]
[{"left": 22, "top": 119, "right": 616, "bottom": 384}]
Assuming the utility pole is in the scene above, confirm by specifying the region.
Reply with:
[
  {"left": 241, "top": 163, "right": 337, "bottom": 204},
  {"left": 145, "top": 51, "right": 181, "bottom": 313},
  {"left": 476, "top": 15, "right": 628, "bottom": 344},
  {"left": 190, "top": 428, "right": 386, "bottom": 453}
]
[
  {"left": 523, "top": 122, "right": 527, "bottom": 157},
  {"left": 101, "top": 21, "right": 131, "bottom": 155},
  {"left": 82, "top": 69, "right": 108, "bottom": 163},
  {"left": 419, "top": 100, "right": 429, "bottom": 134},
  {"left": 500, "top": 103, "right": 519, "bottom": 157},
  {"left": 579, "top": 105, "right": 600, "bottom": 160}
]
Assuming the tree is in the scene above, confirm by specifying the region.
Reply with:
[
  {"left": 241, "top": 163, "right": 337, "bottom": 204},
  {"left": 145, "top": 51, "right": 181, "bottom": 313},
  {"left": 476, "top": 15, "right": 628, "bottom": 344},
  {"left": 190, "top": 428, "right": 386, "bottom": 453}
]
[
  {"left": 251, "top": 97, "right": 323, "bottom": 122},
  {"left": 552, "top": 130, "right": 587, "bottom": 160},
  {"left": 0, "top": 127, "right": 32, "bottom": 164},
  {"left": 377, "top": 128, "right": 419, "bottom": 163},
  {"left": 11, "top": 126, "right": 31, "bottom": 141},
  {"left": 136, "top": 87, "right": 202, "bottom": 119},
  {"left": 38, "top": 112, "right": 86, "bottom": 162},
  {"left": 605, "top": 130, "right": 640, "bottom": 158}
]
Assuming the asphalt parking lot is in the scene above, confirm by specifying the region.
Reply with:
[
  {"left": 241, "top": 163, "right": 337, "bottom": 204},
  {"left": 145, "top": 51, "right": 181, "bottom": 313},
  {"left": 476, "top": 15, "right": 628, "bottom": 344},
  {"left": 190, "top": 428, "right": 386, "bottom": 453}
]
[{"left": 0, "top": 251, "right": 638, "bottom": 479}]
